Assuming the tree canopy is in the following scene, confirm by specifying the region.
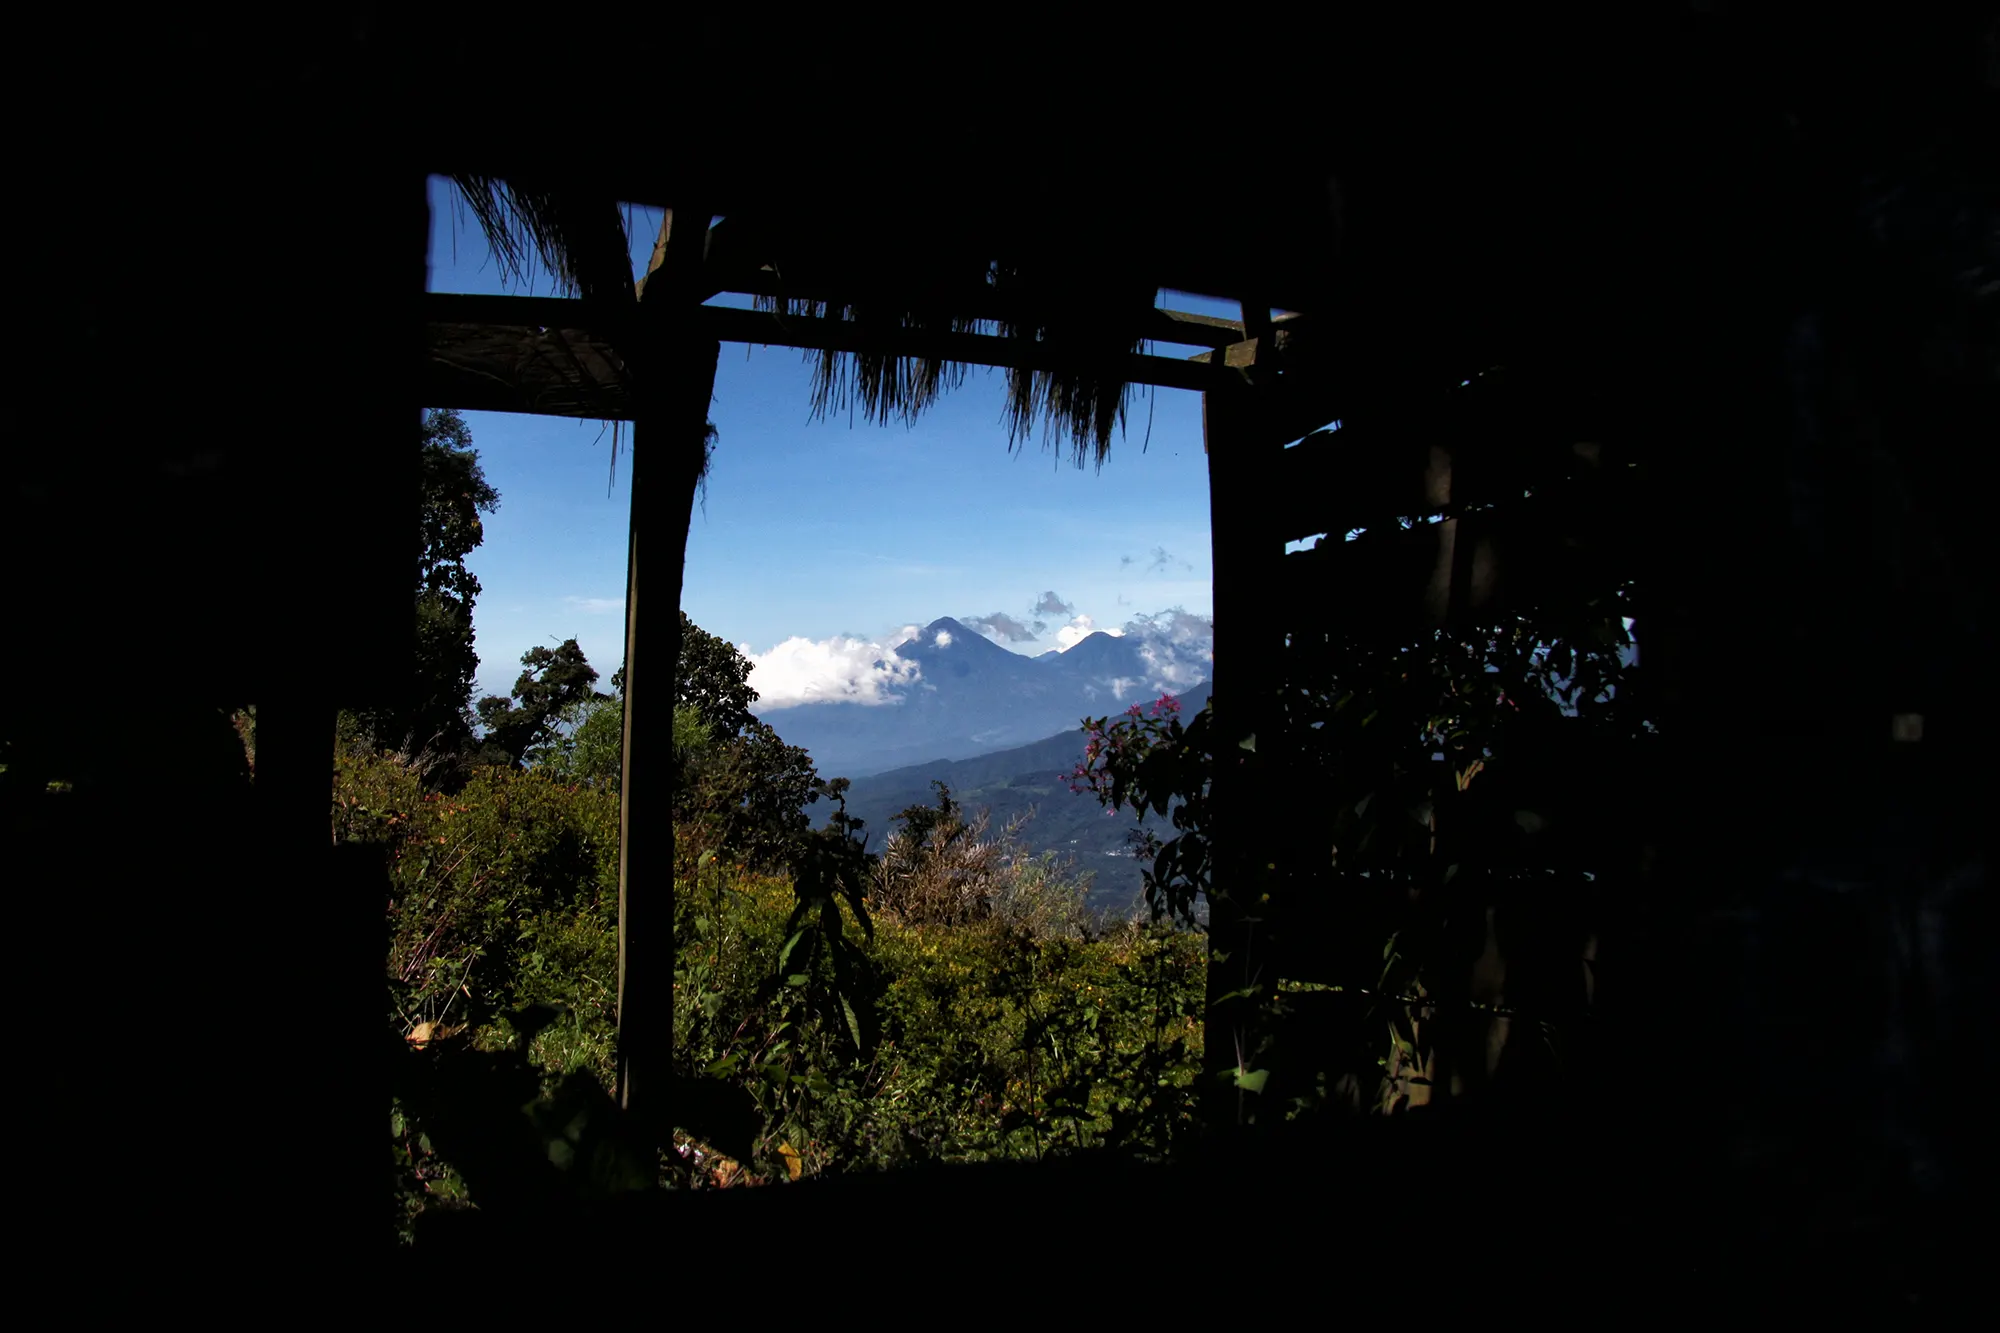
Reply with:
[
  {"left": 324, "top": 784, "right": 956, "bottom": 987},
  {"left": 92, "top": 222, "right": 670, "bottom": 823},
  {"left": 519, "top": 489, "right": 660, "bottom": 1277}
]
[
  {"left": 343, "top": 408, "right": 500, "bottom": 772},
  {"left": 671, "top": 611, "right": 759, "bottom": 737},
  {"left": 474, "top": 641, "right": 605, "bottom": 770}
]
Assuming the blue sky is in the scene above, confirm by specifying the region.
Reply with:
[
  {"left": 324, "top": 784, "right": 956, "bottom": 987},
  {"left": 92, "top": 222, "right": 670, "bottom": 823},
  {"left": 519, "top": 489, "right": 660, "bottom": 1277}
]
[{"left": 425, "top": 178, "right": 1224, "bottom": 705}]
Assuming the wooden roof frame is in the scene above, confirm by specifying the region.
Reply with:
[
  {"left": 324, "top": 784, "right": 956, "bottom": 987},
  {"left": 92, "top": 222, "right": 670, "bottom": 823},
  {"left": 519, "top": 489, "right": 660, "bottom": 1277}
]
[{"left": 422, "top": 287, "right": 1310, "bottom": 420}]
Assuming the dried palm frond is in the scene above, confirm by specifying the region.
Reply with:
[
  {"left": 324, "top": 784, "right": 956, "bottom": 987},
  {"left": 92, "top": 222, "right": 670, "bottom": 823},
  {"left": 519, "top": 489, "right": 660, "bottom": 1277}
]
[
  {"left": 448, "top": 174, "right": 648, "bottom": 490},
  {"left": 445, "top": 177, "right": 1154, "bottom": 468},
  {"left": 758, "top": 262, "right": 1154, "bottom": 470},
  {"left": 446, "top": 174, "right": 635, "bottom": 307}
]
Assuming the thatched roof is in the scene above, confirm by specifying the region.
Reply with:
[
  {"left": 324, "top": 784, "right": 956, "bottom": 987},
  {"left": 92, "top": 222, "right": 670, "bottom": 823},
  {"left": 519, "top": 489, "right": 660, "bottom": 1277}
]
[
  {"left": 428, "top": 313, "right": 635, "bottom": 421},
  {"left": 438, "top": 177, "right": 1288, "bottom": 467}
]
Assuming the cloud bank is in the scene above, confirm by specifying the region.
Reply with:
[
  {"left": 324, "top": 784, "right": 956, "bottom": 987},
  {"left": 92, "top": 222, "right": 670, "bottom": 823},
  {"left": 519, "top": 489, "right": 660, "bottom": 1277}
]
[
  {"left": 1121, "top": 607, "right": 1213, "bottom": 687},
  {"left": 740, "top": 604, "right": 1213, "bottom": 710},
  {"left": 744, "top": 634, "right": 922, "bottom": 708}
]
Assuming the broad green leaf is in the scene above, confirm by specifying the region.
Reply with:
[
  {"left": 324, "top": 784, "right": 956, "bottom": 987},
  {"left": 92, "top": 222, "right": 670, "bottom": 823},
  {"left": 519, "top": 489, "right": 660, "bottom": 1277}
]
[{"left": 1235, "top": 1068, "right": 1270, "bottom": 1094}]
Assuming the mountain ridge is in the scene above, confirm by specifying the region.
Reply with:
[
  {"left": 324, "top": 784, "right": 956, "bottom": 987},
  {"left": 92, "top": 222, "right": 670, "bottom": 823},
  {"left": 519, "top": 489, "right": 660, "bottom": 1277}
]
[{"left": 757, "top": 614, "right": 1212, "bottom": 778}]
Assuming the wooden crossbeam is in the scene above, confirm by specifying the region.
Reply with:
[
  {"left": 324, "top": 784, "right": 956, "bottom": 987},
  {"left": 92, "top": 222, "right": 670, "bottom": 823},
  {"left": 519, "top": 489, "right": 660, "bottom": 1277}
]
[
  {"left": 421, "top": 292, "right": 1256, "bottom": 398},
  {"left": 425, "top": 292, "right": 639, "bottom": 335},
  {"left": 426, "top": 291, "right": 1253, "bottom": 353},
  {"left": 1184, "top": 311, "right": 1310, "bottom": 365},
  {"left": 696, "top": 305, "right": 1243, "bottom": 392},
  {"left": 716, "top": 268, "right": 1252, "bottom": 350}
]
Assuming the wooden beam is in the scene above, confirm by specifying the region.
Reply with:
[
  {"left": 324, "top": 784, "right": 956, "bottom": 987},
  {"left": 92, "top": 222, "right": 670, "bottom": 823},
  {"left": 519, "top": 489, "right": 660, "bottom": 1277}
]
[
  {"left": 422, "top": 293, "right": 1263, "bottom": 393},
  {"left": 424, "top": 290, "right": 1257, "bottom": 352},
  {"left": 425, "top": 291, "right": 641, "bottom": 336},
  {"left": 695, "top": 305, "right": 1243, "bottom": 392},
  {"left": 1184, "top": 311, "right": 1309, "bottom": 366},
  {"left": 716, "top": 267, "right": 1252, "bottom": 348},
  {"left": 1153, "top": 306, "right": 1251, "bottom": 344},
  {"left": 1189, "top": 336, "right": 1266, "bottom": 371}
]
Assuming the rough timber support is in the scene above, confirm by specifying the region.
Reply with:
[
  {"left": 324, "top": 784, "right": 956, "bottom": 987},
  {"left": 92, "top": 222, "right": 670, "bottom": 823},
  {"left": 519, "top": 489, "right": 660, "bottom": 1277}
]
[
  {"left": 615, "top": 205, "right": 720, "bottom": 1128},
  {"left": 1199, "top": 297, "right": 1296, "bottom": 1131}
]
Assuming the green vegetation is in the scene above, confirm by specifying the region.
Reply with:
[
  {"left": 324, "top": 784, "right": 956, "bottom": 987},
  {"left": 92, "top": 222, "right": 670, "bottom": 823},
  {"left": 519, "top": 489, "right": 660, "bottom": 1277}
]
[
  {"left": 355, "top": 735, "right": 1202, "bottom": 1238},
  {"left": 349, "top": 414, "right": 1204, "bottom": 1241},
  {"left": 340, "top": 408, "right": 500, "bottom": 777}
]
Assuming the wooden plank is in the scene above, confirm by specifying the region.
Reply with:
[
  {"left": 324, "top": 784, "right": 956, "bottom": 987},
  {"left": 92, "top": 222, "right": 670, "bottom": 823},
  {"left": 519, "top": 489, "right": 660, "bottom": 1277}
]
[
  {"left": 1184, "top": 311, "right": 1309, "bottom": 366},
  {"left": 1153, "top": 306, "right": 1249, "bottom": 345},
  {"left": 1278, "top": 479, "right": 1632, "bottom": 637},
  {"left": 1191, "top": 336, "right": 1266, "bottom": 370}
]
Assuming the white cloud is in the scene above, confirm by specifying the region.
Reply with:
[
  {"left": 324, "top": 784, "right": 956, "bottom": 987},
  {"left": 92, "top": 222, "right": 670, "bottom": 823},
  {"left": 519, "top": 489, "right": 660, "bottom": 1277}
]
[
  {"left": 564, "top": 596, "right": 625, "bottom": 615},
  {"left": 1054, "top": 613, "right": 1123, "bottom": 651},
  {"left": 743, "top": 634, "right": 921, "bottom": 708},
  {"left": 1135, "top": 639, "right": 1208, "bottom": 689},
  {"left": 934, "top": 629, "right": 953, "bottom": 647},
  {"left": 1124, "top": 607, "right": 1215, "bottom": 689}
]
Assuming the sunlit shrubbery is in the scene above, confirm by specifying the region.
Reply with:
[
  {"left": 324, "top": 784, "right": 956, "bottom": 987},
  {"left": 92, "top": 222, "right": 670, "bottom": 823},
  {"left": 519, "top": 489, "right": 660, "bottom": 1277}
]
[
  {"left": 338, "top": 745, "right": 622, "bottom": 1237},
  {"left": 337, "top": 747, "right": 621, "bottom": 1074},
  {"left": 673, "top": 799, "right": 1204, "bottom": 1183},
  {"left": 343, "top": 738, "right": 1205, "bottom": 1234}
]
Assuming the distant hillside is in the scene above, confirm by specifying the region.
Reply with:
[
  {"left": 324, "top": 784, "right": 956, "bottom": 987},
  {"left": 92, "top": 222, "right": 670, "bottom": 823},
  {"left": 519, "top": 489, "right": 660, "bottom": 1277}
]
[{"left": 827, "top": 681, "right": 1211, "bottom": 918}]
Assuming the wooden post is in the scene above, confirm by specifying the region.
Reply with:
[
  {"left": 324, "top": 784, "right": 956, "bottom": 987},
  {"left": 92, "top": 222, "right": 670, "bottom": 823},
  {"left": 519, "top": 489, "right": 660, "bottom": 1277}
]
[
  {"left": 1200, "top": 311, "right": 1291, "bottom": 1131},
  {"left": 615, "top": 207, "right": 718, "bottom": 1127}
]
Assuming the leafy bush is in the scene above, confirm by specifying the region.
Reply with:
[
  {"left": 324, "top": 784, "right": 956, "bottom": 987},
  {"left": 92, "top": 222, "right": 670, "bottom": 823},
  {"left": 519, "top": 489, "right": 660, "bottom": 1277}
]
[
  {"left": 345, "top": 737, "right": 1205, "bottom": 1237},
  {"left": 337, "top": 747, "right": 624, "bottom": 1238},
  {"left": 672, "top": 791, "right": 1204, "bottom": 1183},
  {"left": 339, "top": 755, "right": 620, "bottom": 1061},
  {"left": 1070, "top": 693, "right": 1210, "bottom": 927},
  {"left": 874, "top": 780, "right": 1097, "bottom": 939},
  {"left": 674, "top": 718, "right": 822, "bottom": 875}
]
